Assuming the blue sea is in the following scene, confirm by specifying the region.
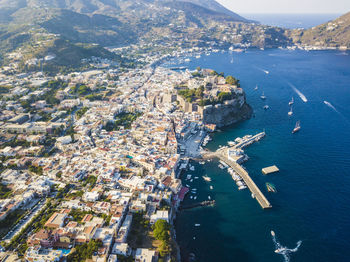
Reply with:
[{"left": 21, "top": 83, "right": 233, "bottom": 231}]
[
  {"left": 242, "top": 13, "right": 341, "bottom": 29},
  {"left": 170, "top": 49, "right": 350, "bottom": 262}
]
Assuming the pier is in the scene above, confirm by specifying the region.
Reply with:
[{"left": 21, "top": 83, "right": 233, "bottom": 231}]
[{"left": 201, "top": 132, "right": 272, "bottom": 209}]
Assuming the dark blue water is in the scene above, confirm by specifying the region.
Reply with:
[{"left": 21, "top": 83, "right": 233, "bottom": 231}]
[
  {"left": 242, "top": 13, "right": 341, "bottom": 29},
  {"left": 172, "top": 49, "right": 350, "bottom": 262}
]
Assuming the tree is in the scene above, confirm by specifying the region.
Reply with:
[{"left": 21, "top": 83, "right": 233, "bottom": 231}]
[{"left": 153, "top": 220, "right": 170, "bottom": 241}]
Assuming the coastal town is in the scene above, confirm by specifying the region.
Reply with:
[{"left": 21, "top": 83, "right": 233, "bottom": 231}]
[{"left": 0, "top": 46, "right": 253, "bottom": 262}]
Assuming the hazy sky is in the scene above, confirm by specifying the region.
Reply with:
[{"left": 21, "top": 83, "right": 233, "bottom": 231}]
[{"left": 216, "top": 0, "right": 350, "bottom": 14}]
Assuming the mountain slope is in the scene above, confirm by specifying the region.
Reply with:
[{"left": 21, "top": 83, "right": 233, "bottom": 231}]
[
  {"left": 180, "top": 0, "right": 250, "bottom": 22},
  {"left": 291, "top": 11, "right": 350, "bottom": 48}
]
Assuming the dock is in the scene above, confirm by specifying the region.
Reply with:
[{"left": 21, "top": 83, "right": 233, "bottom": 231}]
[
  {"left": 201, "top": 132, "right": 272, "bottom": 209},
  {"left": 218, "top": 154, "right": 272, "bottom": 209},
  {"left": 262, "top": 165, "right": 279, "bottom": 175}
]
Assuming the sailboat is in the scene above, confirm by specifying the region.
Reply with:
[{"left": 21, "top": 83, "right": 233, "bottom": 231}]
[
  {"left": 288, "top": 106, "right": 293, "bottom": 116},
  {"left": 260, "top": 91, "right": 266, "bottom": 100},
  {"left": 254, "top": 85, "right": 258, "bottom": 91},
  {"left": 292, "top": 120, "right": 301, "bottom": 134},
  {"left": 289, "top": 97, "right": 294, "bottom": 106}
]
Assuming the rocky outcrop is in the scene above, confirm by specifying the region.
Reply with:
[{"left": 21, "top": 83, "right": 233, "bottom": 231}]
[{"left": 202, "top": 96, "right": 252, "bottom": 128}]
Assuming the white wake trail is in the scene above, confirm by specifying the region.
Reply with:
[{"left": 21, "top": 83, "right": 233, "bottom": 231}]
[
  {"left": 324, "top": 101, "right": 340, "bottom": 114},
  {"left": 288, "top": 83, "right": 308, "bottom": 103},
  {"left": 272, "top": 232, "right": 302, "bottom": 262}
]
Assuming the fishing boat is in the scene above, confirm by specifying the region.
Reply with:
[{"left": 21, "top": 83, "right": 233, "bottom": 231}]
[
  {"left": 288, "top": 106, "right": 293, "bottom": 116},
  {"left": 260, "top": 91, "right": 266, "bottom": 100},
  {"left": 263, "top": 105, "right": 269, "bottom": 110},
  {"left": 202, "top": 175, "right": 212, "bottom": 182},
  {"left": 292, "top": 120, "right": 301, "bottom": 134},
  {"left": 289, "top": 97, "right": 294, "bottom": 106},
  {"left": 266, "top": 182, "right": 277, "bottom": 193}
]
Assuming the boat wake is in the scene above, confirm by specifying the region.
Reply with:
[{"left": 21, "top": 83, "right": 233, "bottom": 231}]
[
  {"left": 271, "top": 231, "right": 302, "bottom": 262},
  {"left": 255, "top": 66, "right": 270, "bottom": 74},
  {"left": 289, "top": 83, "right": 308, "bottom": 103},
  {"left": 324, "top": 101, "right": 340, "bottom": 114}
]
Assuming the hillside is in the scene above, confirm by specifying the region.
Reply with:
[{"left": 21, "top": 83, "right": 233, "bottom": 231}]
[
  {"left": 290, "top": 11, "right": 350, "bottom": 48},
  {"left": 0, "top": 0, "right": 293, "bottom": 72}
]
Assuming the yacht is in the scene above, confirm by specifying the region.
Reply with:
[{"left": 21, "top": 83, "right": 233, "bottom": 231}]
[
  {"left": 292, "top": 120, "right": 301, "bottom": 134},
  {"left": 289, "top": 97, "right": 294, "bottom": 106}
]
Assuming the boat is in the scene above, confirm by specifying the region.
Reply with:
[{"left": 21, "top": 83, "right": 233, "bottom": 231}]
[
  {"left": 194, "top": 196, "right": 197, "bottom": 200},
  {"left": 288, "top": 106, "right": 293, "bottom": 116},
  {"left": 254, "top": 85, "right": 258, "bottom": 90},
  {"left": 210, "top": 185, "right": 213, "bottom": 190},
  {"left": 251, "top": 193, "right": 255, "bottom": 198},
  {"left": 190, "top": 196, "right": 193, "bottom": 199},
  {"left": 238, "top": 185, "right": 247, "bottom": 190},
  {"left": 275, "top": 248, "right": 287, "bottom": 254},
  {"left": 292, "top": 120, "right": 301, "bottom": 134},
  {"left": 263, "top": 105, "right": 269, "bottom": 110},
  {"left": 271, "top": 230, "right": 275, "bottom": 237},
  {"left": 208, "top": 196, "right": 211, "bottom": 200},
  {"left": 189, "top": 165, "right": 195, "bottom": 171},
  {"left": 195, "top": 224, "right": 200, "bottom": 227},
  {"left": 289, "top": 97, "right": 294, "bottom": 106},
  {"left": 202, "top": 175, "right": 212, "bottom": 182},
  {"left": 260, "top": 91, "right": 266, "bottom": 100},
  {"left": 230, "top": 57, "right": 234, "bottom": 63},
  {"left": 266, "top": 182, "right": 277, "bottom": 193}
]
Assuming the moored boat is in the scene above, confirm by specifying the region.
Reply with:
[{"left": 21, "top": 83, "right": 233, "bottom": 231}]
[
  {"left": 266, "top": 182, "right": 277, "bottom": 193},
  {"left": 292, "top": 120, "right": 301, "bottom": 134}
]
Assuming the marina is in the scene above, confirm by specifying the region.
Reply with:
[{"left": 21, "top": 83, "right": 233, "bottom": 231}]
[{"left": 201, "top": 132, "right": 272, "bottom": 209}]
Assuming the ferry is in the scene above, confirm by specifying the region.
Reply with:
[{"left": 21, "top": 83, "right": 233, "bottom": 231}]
[
  {"left": 289, "top": 97, "right": 294, "bottom": 106},
  {"left": 288, "top": 106, "right": 293, "bottom": 116},
  {"left": 292, "top": 120, "right": 301, "bottom": 134},
  {"left": 266, "top": 182, "right": 277, "bottom": 193},
  {"left": 202, "top": 175, "right": 212, "bottom": 182},
  {"left": 260, "top": 91, "right": 266, "bottom": 100}
]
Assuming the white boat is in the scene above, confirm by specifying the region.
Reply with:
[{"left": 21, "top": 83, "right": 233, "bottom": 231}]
[
  {"left": 292, "top": 120, "right": 301, "bottom": 134},
  {"left": 260, "top": 92, "right": 266, "bottom": 100},
  {"left": 208, "top": 196, "right": 211, "bottom": 200},
  {"left": 189, "top": 165, "right": 195, "bottom": 171},
  {"left": 288, "top": 106, "right": 293, "bottom": 116},
  {"left": 194, "top": 196, "right": 197, "bottom": 200},
  {"left": 190, "top": 179, "right": 193, "bottom": 182},
  {"left": 263, "top": 105, "right": 269, "bottom": 110},
  {"left": 186, "top": 184, "right": 190, "bottom": 188},
  {"left": 186, "top": 175, "right": 192, "bottom": 180},
  {"left": 289, "top": 97, "right": 294, "bottom": 106},
  {"left": 190, "top": 196, "right": 193, "bottom": 199},
  {"left": 210, "top": 185, "right": 213, "bottom": 190},
  {"left": 238, "top": 185, "right": 247, "bottom": 190},
  {"left": 195, "top": 224, "right": 200, "bottom": 227},
  {"left": 202, "top": 175, "right": 212, "bottom": 182},
  {"left": 194, "top": 176, "right": 199, "bottom": 179},
  {"left": 254, "top": 85, "right": 258, "bottom": 91}
]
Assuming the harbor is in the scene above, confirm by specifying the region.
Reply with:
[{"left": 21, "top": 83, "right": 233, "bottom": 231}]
[{"left": 201, "top": 132, "right": 272, "bottom": 209}]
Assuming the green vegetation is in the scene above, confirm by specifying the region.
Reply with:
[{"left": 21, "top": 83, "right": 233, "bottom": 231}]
[
  {"left": 82, "top": 175, "right": 97, "bottom": 189},
  {"left": 178, "top": 86, "right": 204, "bottom": 103},
  {"left": 67, "top": 239, "right": 103, "bottom": 262},
  {"left": 0, "top": 182, "right": 12, "bottom": 199},
  {"left": 225, "top": 75, "right": 240, "bottom": 86},
  {"left": 71, "top": 84, "right": 92, "bottom": 96},
  {"left": 103, "top": 112, "right": 142, "bottom": 131},
  {"left": 128, "top": 212, "right": 150, "bottom": 247},
  {"left": 28, "top": 165, "right": 43, "bottom": 176},
  {"left": 76, "top": 107, "right": 89, "bottom": 119},
  {"left": 69, "top": 209, "right": 93, "bottom": 223},
  {"left": 153, "top": 220, "right": 171, "bottom": 257},
  {"left": 0, "top": 209, "right": 26, "bottom": 237}
]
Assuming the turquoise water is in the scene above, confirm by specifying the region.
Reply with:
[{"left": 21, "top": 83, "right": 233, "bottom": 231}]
[
  {"left": 57, "top": 248, "right": 71, "bottom": 255},
  {"left": 172, "top": 49, "right": 350, "bottom": 262}
]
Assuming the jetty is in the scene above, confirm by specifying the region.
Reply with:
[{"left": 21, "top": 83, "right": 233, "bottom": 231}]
[
  {"left": 201, "top": 132, "right": 272, "bottom": 209},
  {"left": 180, "top": 200, "right": 216, "bottom": 210},
  {"left": 262, "top": 165, "right": 279, "bottom": 175}
]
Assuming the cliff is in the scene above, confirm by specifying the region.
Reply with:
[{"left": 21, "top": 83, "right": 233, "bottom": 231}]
[{"left": 202, "top": 96, "right": 252, "bottom": 128}]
